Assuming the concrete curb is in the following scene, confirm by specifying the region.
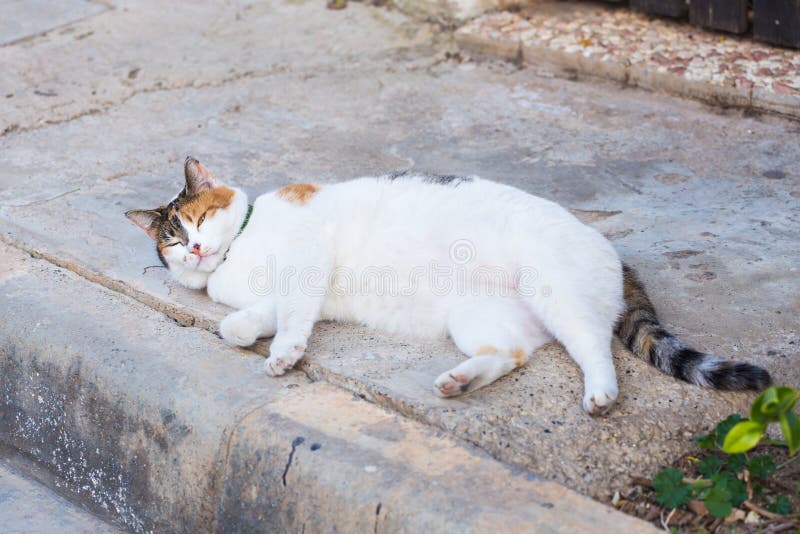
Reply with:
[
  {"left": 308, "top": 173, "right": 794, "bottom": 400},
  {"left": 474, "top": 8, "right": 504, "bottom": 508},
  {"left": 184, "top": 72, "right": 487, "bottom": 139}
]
[
  {"left": 0, "top": 243, "right": 655, "bottom": 532},
  {"left": 455, "top": 28, "right": 800, "bottom": 119}
]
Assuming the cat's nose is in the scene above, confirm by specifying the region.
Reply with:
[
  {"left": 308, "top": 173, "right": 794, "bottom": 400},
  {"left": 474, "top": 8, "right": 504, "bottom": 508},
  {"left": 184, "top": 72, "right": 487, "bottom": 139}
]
[{"left": 190, "top": 243, "right": 201, "bottom": 255}]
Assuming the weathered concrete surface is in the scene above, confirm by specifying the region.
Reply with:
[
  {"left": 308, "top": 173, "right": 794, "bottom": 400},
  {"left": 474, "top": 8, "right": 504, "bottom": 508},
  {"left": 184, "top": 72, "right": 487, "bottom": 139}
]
[
  {"left": 0, "top": 243, "right": 652, "bottom": 532},
  {"left": 1, "top": 0, "right": 798, "bottom": 521},
  {"left": 0, "top": 449, "right": 121, "bottom": 533},
  {"left": 0, "top": 0, "right": 435, "bottom": 135}
]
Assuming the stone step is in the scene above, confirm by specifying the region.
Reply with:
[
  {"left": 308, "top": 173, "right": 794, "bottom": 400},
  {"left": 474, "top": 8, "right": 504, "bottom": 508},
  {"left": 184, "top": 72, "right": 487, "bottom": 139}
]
[{"left": 0, "top": 242, "right": 654, "bottom": 532}]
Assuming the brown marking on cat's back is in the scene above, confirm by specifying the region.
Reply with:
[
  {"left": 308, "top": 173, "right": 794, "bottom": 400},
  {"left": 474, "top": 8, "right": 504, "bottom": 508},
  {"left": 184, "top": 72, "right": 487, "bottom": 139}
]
[
  {"left": 510, "top": 347, "right": 528, "bottom": 367},
  {"left": 179, "top": 186, "right": 235, "bottom": 223},
  {"left": 476, "top": 345, "right": 498, "bottom": 355},
  {"left": 276, "top": 183, "right": 319, "bottom": 205}
]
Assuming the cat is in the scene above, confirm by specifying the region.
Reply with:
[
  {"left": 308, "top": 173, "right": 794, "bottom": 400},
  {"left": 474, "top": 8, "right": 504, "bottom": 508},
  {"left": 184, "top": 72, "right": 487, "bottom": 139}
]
[{"left": 125, "top": 157, "right": 771, "bottom": 414}]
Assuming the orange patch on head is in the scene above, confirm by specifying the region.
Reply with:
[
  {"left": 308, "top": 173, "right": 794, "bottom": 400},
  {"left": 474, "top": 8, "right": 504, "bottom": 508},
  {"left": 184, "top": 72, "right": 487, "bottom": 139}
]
[
  {"left": 276, "top": 183, "right": 319, "bottom": 205},
  {"left": 476, "top": 345, "right": 499, "bottom": 356},
  {"left": 510, "top": 347, "right": 528, "bottom": 367},
  {"left": 179, "top": 186, "right": 235, "bottom": 224}
]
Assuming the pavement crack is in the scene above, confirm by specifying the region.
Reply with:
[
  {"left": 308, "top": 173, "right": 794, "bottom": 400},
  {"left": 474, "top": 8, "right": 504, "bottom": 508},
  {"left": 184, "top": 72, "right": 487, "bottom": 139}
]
[
  {"left": 7, "top": 188, "right": 81, "bottom": 208},
  {"left": 618, "top": 179, "right": 643, "bottom": 195},
  {"left": 282, "top": 436, "right": 306, "bottom": 487},
  {"left": 3, "top": 109, "right": 103, "bottom": 137},
  {"left": 2, "top": 64, "right": 295, "bottom": 138},
  {"left": 141, "top": 265, "right": 165, "bottom": 276}
]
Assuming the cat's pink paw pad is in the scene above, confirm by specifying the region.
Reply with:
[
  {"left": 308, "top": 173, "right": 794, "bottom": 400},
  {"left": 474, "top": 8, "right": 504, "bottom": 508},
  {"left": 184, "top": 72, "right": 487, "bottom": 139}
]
[
  {"left": 582, "top": 389, "right": 618, "bottom": 416},
  {"left": 264, "top": 355, "right": 294, "bottom": 377},
  {"left": 434, "top": 373, "right": 472, "bottom": 397}
]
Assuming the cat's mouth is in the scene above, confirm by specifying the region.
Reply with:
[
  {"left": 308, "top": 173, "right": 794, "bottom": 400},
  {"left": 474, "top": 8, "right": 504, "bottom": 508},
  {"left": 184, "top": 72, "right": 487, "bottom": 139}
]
[
  {"left": 191, "top": 250, "right": 224, "bottom": 273},
  {"left": 196, "top": 251, "right": 218, "bottom": 263}
]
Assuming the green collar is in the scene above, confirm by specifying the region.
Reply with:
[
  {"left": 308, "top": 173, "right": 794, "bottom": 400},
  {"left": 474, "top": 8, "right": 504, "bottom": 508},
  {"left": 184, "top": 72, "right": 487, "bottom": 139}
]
[{"left": 237, "top": 204, "right": 253, "bottom": 237}]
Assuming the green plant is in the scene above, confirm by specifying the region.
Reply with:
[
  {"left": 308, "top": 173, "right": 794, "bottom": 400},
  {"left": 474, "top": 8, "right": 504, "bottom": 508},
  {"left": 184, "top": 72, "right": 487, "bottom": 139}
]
[
  {"left": 650, "top": 386, "right": 799, "bottom": 522},
  {"left": 723, "top": 386, "right": 800, "bottom": 456}
]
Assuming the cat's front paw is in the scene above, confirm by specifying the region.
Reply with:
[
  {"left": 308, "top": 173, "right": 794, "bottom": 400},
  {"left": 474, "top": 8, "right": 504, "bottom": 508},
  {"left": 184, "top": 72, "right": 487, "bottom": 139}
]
[
  {"left": 220, "top": 310, "right": 261, "bottom": 347},
  {"left": 264, "top": 337, "right": 306, "bottom": 377}
]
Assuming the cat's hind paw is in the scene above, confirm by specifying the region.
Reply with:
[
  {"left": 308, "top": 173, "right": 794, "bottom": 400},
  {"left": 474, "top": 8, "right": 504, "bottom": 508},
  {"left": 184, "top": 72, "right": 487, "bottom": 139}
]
[
  {"left": 434, "top": 372, "right": 472, "bottom": 397},
  {"left": 582, "top": 385, "right": 618, "bottom": 415}
]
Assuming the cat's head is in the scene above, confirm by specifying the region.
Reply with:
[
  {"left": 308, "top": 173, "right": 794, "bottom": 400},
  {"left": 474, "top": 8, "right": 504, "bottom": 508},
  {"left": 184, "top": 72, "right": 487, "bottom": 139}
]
[{"left": 125, "top": 157, "right": 248, "bottom": 286}]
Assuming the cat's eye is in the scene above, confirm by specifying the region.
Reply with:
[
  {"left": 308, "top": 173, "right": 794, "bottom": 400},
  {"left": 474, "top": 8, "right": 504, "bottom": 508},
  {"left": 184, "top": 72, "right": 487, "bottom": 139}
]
[{"left": 197, "top": 212, "right": 207, "bottom": 229}]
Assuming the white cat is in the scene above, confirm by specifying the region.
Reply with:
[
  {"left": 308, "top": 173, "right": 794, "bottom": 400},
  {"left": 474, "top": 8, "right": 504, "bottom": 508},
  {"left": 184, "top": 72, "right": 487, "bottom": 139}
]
[{"left": 126, "top": 157, "right": 771, "bottom": 414}]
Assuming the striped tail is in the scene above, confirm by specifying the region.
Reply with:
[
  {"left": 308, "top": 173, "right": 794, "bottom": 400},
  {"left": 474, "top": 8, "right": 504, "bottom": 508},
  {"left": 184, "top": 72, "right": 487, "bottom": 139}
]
[{"left": 615, "top": 263, "right": 771, "bottom": 390}]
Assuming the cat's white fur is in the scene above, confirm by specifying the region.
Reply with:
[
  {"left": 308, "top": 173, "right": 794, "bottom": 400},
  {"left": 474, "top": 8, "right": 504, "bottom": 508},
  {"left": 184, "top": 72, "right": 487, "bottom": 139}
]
[{"left": 169, "top": 173, "right": 623, "bottom": 414}]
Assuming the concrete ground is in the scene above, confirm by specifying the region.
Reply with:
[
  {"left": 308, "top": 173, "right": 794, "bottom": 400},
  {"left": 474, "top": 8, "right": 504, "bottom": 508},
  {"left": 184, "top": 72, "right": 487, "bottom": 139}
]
[
  {"left": 0, "top": 448, "right": 121, "bottom": 533},
  {"left": 1, "top": 0, "right": 798, "bottom": 530}
]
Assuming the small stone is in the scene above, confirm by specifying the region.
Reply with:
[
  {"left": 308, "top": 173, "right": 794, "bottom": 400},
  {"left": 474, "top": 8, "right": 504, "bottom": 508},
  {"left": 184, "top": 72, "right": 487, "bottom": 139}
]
[
  {"left": 724, "top": 509, "right": 746, "bottom": 523},
  {"left": 744, "top": 510, "right": 761, "bottom": 524}
]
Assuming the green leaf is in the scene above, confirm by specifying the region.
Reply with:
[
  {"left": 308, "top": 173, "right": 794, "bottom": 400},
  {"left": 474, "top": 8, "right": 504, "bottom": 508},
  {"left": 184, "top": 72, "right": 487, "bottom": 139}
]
[
  {"left": 775, "top": 387, "right": 800, "bottom": 416},
  {"left": 705, "top": 483, "right": 733, "bottom": 518},
  {"left": 697, "top": 456, "right": 723, "bottom": 477},
  {"left": 768, "top": 495, "right": 792, "bottom": 515},
  {"left": 710, "top": 472, "right": 747, "bottom": 506},
  {"left": 714, "top": 414, "right": 743, "bottom": 447},
  {"left": 653, "top": 467, "right": 692, "bottom": 509},
  {"left": 694, "top": 433, "right": 716, "bottom": 451},
  {"left": 726, "top": 453, "right": 748, "bottom": 474},
  {"left": 779, "top": 411, "right": 800, "bottom": 456},
  {"left": 726, "top": 476, "right": 748, "bottom": 506},
  {"left": 722, "top": 420, "right": 766, "bottom": 454},
  {"left": 751, "top": 387, "right": 799, "bottom": 424},
  {"left": 748, "top": 455, "right": 776, "bottom": 480},
  {"left": 750, "top": 387, "right": 780, "bottom": 424}
]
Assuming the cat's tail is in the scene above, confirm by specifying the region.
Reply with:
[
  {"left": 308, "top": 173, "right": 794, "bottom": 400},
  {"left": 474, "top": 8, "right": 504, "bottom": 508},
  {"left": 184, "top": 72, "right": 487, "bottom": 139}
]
[{"left": 614, "top": 263, "right": 771, "bottom": 390}]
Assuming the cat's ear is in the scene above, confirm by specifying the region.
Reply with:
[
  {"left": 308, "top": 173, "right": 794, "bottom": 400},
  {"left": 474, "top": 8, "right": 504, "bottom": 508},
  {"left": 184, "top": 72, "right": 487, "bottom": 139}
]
[
  {"left": 184, "top": 156, "right": 218, "bottom": 195},
  {"left": 125, "top": 209, "right": 161, "bottom": 240}
]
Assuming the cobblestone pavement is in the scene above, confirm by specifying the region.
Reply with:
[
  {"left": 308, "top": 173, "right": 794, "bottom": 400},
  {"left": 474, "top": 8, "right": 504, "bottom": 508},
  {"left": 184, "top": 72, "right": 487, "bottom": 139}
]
[{"left": 456, "top": 1, "right": 800, "bottom": 116}]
